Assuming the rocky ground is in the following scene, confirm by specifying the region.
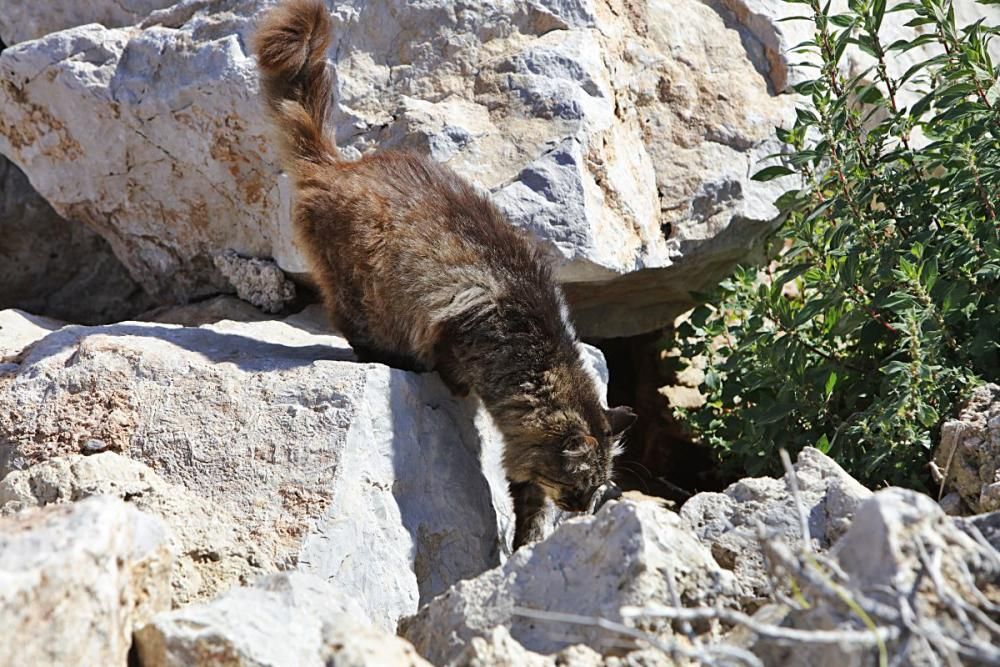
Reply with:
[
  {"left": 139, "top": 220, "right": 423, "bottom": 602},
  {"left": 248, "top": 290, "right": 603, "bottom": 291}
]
[
  {"left": 2, "top": 0, "right": 1000, "bottom": 665},
  {"left": 1, "top": 306, "right": 999, "bottom": 666}
]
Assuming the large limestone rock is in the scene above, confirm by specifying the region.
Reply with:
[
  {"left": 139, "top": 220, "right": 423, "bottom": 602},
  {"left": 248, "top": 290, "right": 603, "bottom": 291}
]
[
  {"left": 0, "top": 0, "right": 176, "bottom": 46},
  {"left": 933, "top": 383, "right": 1000, "bottom": 514},
  {"left": 135, "top": 571, "right": 432, "bottom": 667},
  {"left": 0, "top": 307, "right": 610, "bottom": 630},
  {"left": 680, "top": 447, "right": 871, "bottom": 608},
  {"left": 399, "top": 498, "right": 738, "bottom": 665},
  {"left": 0, "top": 155, "right": 151, "bottom": 324},
  {"left": 0, "top": 452, "right": 272, "bottom": 606},
  {"left": 0, "top": 0, "right": 792, "bottom": 337},
  {"left": 0, "top": 496, "right": 173, "bottom": 666}
]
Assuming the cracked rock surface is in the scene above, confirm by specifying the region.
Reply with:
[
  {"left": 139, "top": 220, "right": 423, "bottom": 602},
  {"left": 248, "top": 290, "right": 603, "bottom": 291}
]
[
  {"left": 0, "top": 306, "right": 520, "bottom": 631},
  {"left": 0, "top": 0, "right": 792, "bottom": 337},
  {"left": 680, "top": 447, "right": 871, "bottom": 609},
  {"left": 134, "top": 571, "right": 433, "bottom": 667},
  {"left": 0, "top": 496, "right": 172, "bottom": 666},
  {"left": 399, "top": 498, "right": 739, "bottom": 665},
  {"left": 0, "top": 451, "right": 273, "bottom": 606},
  {"left": 0, "top": 305, "right": 608, "bottom": 632}
]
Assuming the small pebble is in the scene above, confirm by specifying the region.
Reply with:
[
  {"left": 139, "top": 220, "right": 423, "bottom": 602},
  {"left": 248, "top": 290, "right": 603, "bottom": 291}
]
[{"left": 82, "top": 439, "right": 108, "bottom": 454}]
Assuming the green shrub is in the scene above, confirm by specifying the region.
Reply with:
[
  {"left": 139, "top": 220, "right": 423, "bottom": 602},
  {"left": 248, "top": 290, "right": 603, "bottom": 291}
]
[{"left": 677, "top": 0, "right": 1000, "bottom": 489}]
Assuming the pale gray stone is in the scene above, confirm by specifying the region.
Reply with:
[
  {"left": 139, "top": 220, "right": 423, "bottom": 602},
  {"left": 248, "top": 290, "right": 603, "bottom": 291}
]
[
  {"left": 0, "top": 0, "right": 792, "bottom": 337},
  {"left": 213, "top": 249, "right": 296, "bottom": 314},
  {"left": 135, "top": 571, "right": 432, "bottom": 667},
  {"left": 0, "top": 308, "right": 61, "bottom": 359},
  {"left": 0, "top": 307, "right": 610, "bottom": 630},
  {"left": 755, "top": 488, "right": 1000, "bottom": 667},
  {"left": 399, "top": 499, "right": 738, "bottom": 665},
  {"left": 0, "top": 452, "right": 272, "bottom": 606},
  {"left": 680, "top": 447, "right": 871, "bottom": 608},
  {"left": 0, "top": 0, "right": 176, "bottom": 45},
  {"left": 0, "top": 496, "right": 172, "bottom": 666}
]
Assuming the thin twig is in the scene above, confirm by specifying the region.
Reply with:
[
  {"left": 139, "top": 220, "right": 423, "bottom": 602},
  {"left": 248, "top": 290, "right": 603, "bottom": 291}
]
[
  {"left": 510, "top": 606, "right": 763, "bottom": 667},
  {"left": 621, "top": 604, "right": 898, "bottom": 646},
  {"left": 779, "top": 449, "right": 812, "bottom": 551}
]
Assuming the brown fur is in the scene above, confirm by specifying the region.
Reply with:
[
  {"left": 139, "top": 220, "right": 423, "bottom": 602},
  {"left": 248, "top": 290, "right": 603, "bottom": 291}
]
[{"left": 254, "top": 0, "right": 636, "bottom": 548}]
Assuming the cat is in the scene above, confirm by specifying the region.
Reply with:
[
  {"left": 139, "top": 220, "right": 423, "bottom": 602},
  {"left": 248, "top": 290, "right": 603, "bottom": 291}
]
[{"left": 253, "top": 0, "right": 636, "bottom": 548}]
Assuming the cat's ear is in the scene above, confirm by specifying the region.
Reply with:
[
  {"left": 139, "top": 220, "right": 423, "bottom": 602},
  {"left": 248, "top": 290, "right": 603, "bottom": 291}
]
[
  {"left": 563, "top": 434, "right": 598, "bottom": 458},
  {"left": 606, "top": 406, "right": 637, "bottom": 436}
]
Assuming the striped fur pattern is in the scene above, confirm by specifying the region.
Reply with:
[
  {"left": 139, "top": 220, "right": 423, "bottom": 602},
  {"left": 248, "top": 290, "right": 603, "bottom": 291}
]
[{"left": 253, "top": 0, "right": 636, "bottom": 548}]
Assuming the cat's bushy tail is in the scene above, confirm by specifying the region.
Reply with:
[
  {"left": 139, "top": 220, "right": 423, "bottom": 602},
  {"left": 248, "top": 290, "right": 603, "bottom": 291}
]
[{"left": 253, "top": 0, "right": 338, "bottom": 169}]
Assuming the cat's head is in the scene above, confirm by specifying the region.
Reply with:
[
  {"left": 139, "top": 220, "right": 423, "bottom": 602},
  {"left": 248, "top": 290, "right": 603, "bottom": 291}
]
[{"left": 506, "top": 403, "right": 637, "bottom": 512}]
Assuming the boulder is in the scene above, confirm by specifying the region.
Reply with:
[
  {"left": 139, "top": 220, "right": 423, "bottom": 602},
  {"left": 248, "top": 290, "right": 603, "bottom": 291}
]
[
  {"left": 754, "top": 488, "right": 1000, "bottom": 666},
  {"left": 0, "top": 0, "right": 176, "bottom": 46},
  {"left": 0, "top": 452, "right": 272, "bottom": 606},
  {"left": 0, "top": 155, "right": 151, "bottom": 324},
  {"left": 0, "top": 306, "right": 607, "bottom": 630},
  {"left": 933, "top": 383, "right": 1000, "bottom": 514},
  {"left": 680, "top": 447, "right": 871, "bottom": 608},
  {"left": 0, "top": 496, "right": 172, "bottom": 666},
  {"left": 399, "top": 498, "right": 738, "bottom": 665},
  {"left": 708, "top": 0, "right": 1000, "bottom": 95},
  {"left": 0, "top": 0, "right": 792, "bottom": 337},
  {"left": 135, "top": 571, "right": 431, "bottom": 667}
]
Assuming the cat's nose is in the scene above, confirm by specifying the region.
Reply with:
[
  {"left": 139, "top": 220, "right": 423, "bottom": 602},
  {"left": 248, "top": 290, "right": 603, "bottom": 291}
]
[{"left": 589, "top": 482, "right": 622, "bottom": 513}]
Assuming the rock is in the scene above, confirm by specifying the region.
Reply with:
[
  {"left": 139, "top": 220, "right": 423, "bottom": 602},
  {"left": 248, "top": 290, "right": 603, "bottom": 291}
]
[
  {"left": 0, "top": 307, "right": 606, "bottom": 630},
  {"left": 453, "top": 626, "right": 675, "bottom": 667},
  {"left": 680, "top": 447, "right": 871, "bottom": 608},
  {"left": 0, "top": 0, "right": 176, "bottom": 45},
  {"left": 0, "top": 496, "right": 172, "bottom": 666},
  {"left": 454, "top": 626, "right": 558, "bottom": 667},
  {"left": 399, "top": 498, "right": 738, "bottom": 665},
  {"left": 0, "top": 0, "right": 792, "bottom": 337},
  {"left": 0, "top": 308, "right": 61, "bottom": 359},
  {"left": 754, "top": 488, "right": 1000, "bottom": 666},
  {"left": 707, "top": 0, "right": 1000, "bottom": 95},
  {"left": 135, "top": 571, "right": 431, "bottom": 667},
  {"left": 0, "top": 155, "right": 151, "bottom": 324},
  {"left": 933, "top": 383, "right": 1000, "bottom": 514},
  {"left": 957, "top": 509, "right": 1000, "bottom": 552},
  {"left": 0, "top": 452, "right": 272, "bottom": 606},
  {"left": 213, "top": 249, "right": 296, "bottom": 314}
]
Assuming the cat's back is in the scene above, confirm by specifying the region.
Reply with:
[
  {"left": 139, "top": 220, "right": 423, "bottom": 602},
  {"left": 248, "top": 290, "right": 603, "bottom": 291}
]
[{"left": 338, "top": 150, "right": 549, "bottom": 281}]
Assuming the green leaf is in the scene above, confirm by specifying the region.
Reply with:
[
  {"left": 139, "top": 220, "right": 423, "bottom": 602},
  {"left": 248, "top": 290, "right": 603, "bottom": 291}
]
[
  {"left": 752, "top": 165, "right": 795, "bottom": 181},
  {"left": 777, "top": 263, "right": 813, "bottom": 285},
  {"left": 872, "top": 0, "right": 887, "bottom": 31},
  {"left": 825, "top": 371, "right": 839, "bottom": 398}
]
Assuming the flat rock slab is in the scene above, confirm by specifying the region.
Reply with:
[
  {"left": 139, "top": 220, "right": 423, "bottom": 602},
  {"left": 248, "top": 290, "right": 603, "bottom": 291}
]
[
  {"left": 0, "top": 308, "right": 534, "bottom": 631},
  {"left": 0, "top": 496, "right": 172, "bottom": 666}
]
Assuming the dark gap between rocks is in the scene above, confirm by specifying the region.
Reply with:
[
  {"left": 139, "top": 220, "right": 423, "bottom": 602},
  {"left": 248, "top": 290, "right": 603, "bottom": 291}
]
[{"left": 590, "top": 329, "right": 737, "bottom": 507}]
